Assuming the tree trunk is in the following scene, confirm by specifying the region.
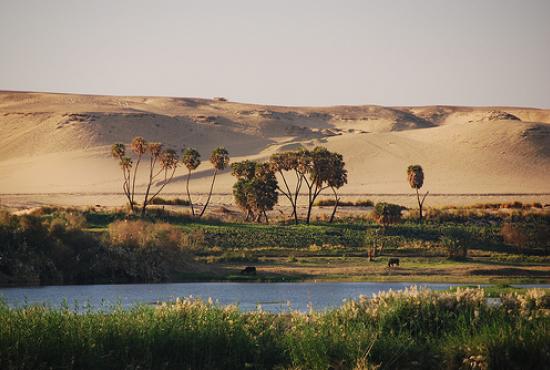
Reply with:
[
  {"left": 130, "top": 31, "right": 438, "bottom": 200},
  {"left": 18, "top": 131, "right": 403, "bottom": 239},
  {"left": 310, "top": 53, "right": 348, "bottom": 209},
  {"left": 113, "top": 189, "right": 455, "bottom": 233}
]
[
  {"left": 306, "top": 187, "right": 314, "bottom": 224},
  {"left": 141, "top": 156, "right": 155, "bottom": 217},
  {"left": 278, "top": 171, "right": 298, "bottom": 224},
  {"left": 199, "top": 169, "right": 217, "bottom": 217},
  {"left": 292, "top": 171, "right": 303, "bottom": 224},
  {"left": 329, "top": 187, "right": 339, "bottom": 223},
  {"left": 130, "top": 154, "right": 141, "bottom": 211},
  {"left": 122, "top": 167, "right": 133, "bottom": 213},
  {"left": 186, "top": 169, "right": 195, "bottom": 217},
  {"left": 416, "top": 188, "right": 423, "bottom": 223}
]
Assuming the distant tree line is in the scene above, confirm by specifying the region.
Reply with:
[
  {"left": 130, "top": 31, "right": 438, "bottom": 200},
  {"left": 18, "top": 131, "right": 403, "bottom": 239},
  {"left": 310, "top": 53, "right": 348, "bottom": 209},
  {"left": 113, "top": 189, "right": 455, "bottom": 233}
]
[
  {"left": 112, "top": 137, "right": 229, "bottom": 219},
  {"left": 112, "top": 137, "right": 348, "bottom": 224},
  {"left": 112, "top": 137, "right": 432, "bottom": 224}
]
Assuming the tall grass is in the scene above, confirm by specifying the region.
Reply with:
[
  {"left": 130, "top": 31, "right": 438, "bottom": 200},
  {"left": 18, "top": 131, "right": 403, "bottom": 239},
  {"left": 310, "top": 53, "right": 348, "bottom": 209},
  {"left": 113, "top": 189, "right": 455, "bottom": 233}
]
[{"left": 1, "top": 288, "right": 548, "bottom": 369}]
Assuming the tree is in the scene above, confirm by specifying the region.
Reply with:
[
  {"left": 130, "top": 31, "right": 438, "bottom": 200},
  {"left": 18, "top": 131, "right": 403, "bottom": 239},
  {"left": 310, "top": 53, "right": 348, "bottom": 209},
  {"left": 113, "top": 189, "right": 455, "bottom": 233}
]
[
  {"left": 199, "top": 147, "right": 230, "bottom": 217},
  {"left": 302, "top": 147, "right": 347, "bottom": 224},
  {"left": 373, "top": 202, "right": 402, "bottom": 227},
  {"left": 130, "top": 137, "right": 147, "bottom": 210},
  {"left": 141, "top": 146, "right": 179, "bottom": 216},
  {"left": 326, "top": 152, "right": 348, "bottom": 223},
  {"left": 231, "top": 160, "right": 278, "bottom": 223},
  {"left": 181, "top": 148, "right": 201, "bottom": 216},
  {"left": 268, "top": 151, "right": 305, "bottom": 224},
  {"left": 407, "top": 165, "right": 429, "bottom": 223},
  {"left": 111, "top": 144, "right": 134, "bottom": 212},
  {"left": 111, "top": 137, "right": 180, "bottom": 216},
  {"left": 440, "top": 227, "right": 471, "bottom": 259},
  {"left": 231, "top": 160, "right": 259, "bottom": 222}
]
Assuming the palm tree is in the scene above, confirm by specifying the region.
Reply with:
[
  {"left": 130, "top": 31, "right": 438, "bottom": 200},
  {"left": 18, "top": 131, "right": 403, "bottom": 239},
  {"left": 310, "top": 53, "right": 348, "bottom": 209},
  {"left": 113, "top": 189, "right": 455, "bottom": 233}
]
[
  {"left": 111, "top": 144, "right": 134, "bottom": 211},
  {"left": 111, "top": 143, "right": 125, "bottom": 159},
  {"left": 141, "top": 142, "right": 164, "bottom": 217},
  {"left": 199, "top": 147, "right": 230, "bottom": 217},
  {"left": 407, "top": 164, "right": 429, "bottom": 223},
  {"left": 327, "top": 152, "right": 348, "bottom": 223},
  {"left": 146, "top": 148, "right": 179, "bottom": 209},
  {"left": 181, "top": 148, "right": 201, "bottom": 216},
  {"left": 129, "top": 137, "right": 147, "bottom": 208},
  {"left": 269, "top": 151, "right": 304, "bottom": 224}
]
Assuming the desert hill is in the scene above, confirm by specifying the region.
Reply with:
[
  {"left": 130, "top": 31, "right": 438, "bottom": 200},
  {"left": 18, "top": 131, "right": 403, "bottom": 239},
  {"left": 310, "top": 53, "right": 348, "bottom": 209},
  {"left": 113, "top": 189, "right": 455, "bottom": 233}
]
[{"left": 0, "top": 91, "right": 549, "bottom": 207}]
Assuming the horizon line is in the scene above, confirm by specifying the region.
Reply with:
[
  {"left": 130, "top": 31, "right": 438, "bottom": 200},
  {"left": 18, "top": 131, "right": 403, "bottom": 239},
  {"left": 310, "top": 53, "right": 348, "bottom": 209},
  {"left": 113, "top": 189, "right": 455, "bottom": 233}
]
[{"left": 1, "top": 89, "right": 548, "bottom": 111}]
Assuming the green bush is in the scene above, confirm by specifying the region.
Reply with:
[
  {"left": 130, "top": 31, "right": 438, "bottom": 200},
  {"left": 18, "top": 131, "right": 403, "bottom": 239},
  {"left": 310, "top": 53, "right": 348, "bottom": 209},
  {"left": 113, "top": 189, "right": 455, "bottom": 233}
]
[
  {"left": 0, "top": 214, "right": 193, "bottom": 285},
  {"left": 373, "top": 202, "right": 403, "bottom": 226},
  {"left": 440, "top": 227, "right": 472, "bottom": 259},
  {"left": 150, "top": 197, "right": 191, "bottom": 206},
  {"left": 315, "top": 198, "right": 374, "bottom": 207}
]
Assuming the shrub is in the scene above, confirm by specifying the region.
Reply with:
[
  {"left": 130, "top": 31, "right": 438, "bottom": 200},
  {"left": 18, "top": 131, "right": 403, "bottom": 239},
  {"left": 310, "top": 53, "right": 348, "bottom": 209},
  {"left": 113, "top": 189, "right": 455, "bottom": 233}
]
[
  {"left": 355, "top": 199, "right": 374, "bottom": 207},
  {"left": 107, "top": 220, "right": 190, "bottom": 282},
  {"left": 501, "top": 222, "right": 529, "bottom": 249},
  {"left": 440, "top": 227, "right": 472, "bottom": 259},
  {"left": 500, "top": 201, "right": 524, "bottom": 209},
  {"left": 108, "top": 220, "right": 183, "bottom": 249},
  {"left": 181, "top": 228, "right": 206, "bottom": 251},
  {"left": 373, "top": 202, "right": 402, "bottom": 227},
  {"left": 315, "top": 199, "right": 373, "bottom": 207},
  {"left": 501, "top": 221, "right": 550, "bottom": 252},
  {"left": 150, "top": 197, "right": 191, "bottom": 206}
]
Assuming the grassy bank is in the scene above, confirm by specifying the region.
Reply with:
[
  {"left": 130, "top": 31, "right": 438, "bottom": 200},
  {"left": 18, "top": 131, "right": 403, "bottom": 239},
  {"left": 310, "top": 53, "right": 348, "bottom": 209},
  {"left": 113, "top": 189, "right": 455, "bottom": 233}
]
[
  {"left": 1, "top": 287, "right": 549, "bottom": 370},
  {"left": 1, "top": 207, "right": 549, "bottom": 286}
]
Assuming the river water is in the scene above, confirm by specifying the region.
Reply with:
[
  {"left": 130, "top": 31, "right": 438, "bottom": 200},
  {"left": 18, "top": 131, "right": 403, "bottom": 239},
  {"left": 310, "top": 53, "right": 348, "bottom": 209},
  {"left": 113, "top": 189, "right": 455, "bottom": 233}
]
[{"left": 1, "top": 282, "right": 548, "bottom": 312}]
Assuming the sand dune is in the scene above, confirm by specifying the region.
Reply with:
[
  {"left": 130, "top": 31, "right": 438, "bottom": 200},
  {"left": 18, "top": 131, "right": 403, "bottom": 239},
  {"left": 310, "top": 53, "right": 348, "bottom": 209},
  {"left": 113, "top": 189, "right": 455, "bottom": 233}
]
[{"left": 0, "top": 91, "right": 549, "bottom": 207}]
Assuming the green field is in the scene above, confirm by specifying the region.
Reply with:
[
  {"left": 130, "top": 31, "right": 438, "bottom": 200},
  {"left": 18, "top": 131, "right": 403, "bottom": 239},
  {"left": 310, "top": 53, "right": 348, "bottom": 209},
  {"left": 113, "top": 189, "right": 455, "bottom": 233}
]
[{"left": 1, "top": 206, "right": 549, "bottom": 285}]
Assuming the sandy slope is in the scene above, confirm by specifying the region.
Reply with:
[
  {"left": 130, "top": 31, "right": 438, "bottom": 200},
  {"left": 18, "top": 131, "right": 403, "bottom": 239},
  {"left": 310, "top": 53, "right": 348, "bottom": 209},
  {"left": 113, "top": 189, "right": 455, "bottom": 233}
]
[{"left": 0, "top": 91, "right": 549, "bottom": 207}]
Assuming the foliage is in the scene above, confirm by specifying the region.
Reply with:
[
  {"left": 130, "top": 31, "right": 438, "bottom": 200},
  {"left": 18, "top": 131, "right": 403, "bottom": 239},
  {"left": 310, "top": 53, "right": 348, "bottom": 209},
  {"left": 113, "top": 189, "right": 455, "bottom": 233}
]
[
  {"left": 1, "top": 287, "right": 549, "bottom": 369},
  {"left": 407, "top": 165, "right": 424, "bottom": 189},
  {"left": 315, "top": 198, "right": 374, "bottom": 207},
  {"left": 269, "top": 150, "right": 308, "bottom": 224},
  {"left": 303, "top": 147, "right": 348, "bottom": 224},
  {"left": 440, "top": 227, "right": 472, "bottom": 259},
  {"left": 181, "top": 148, "right": 201, "bottom": 171},
  {"left": 181, "top": 148, "right": 202, "bottom": 216},
  {"left": 209, "top": 147, "right": 230, "bottom": 170},
  {"left": 107, "top": 220, "right": 191, "bottom": 281},
  {"left": 0, "top": 212, "right": 104, "bottom": 285},
  {"left": 149, "top": 197, "right": 190, "bottom": 206},
  {"left": 231, "top": 160, "right": 278, "bottom": 223},
  {"left": 0, "top": 213, "right": 193, "bottom": 285},
  {"left": 501, "top": 221, "right": 550, "bottom": 252},
  {"left": 2, "top": 206, "right": 548, "bottom": 285},
  {"left": 268, "top": 148, "right": 347, "bottom": 224},
  {"left": 407, "top": 164, "right": 429, "bottom": 223},
  {"left": 373, "top": 202, "right": 402, "bottom": 227},
  {"left": 199, "top": 147, "right": 230, "bottom": 217},
  {"left": 111, "top": 137, "right": 180, "bottom": 216}
]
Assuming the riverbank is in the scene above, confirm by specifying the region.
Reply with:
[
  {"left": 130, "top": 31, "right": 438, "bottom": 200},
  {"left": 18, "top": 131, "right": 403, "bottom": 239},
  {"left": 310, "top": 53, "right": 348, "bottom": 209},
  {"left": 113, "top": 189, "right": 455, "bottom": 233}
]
[
  {"left": 3, "top": 256, "right": 550, "bottom": 288},
  {"left": 207, "top": 255, "right": 550, "bottom": 285},
  {"left": 1, "top": 287, "right": 548, "bottom": 370}
]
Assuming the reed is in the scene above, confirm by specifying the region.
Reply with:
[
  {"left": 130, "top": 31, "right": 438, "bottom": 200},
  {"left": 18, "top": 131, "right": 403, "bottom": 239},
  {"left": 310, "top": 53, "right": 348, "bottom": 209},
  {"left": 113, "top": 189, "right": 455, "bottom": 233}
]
[{"left": 1, "top": 287, "right": 548, "bottom": 369}]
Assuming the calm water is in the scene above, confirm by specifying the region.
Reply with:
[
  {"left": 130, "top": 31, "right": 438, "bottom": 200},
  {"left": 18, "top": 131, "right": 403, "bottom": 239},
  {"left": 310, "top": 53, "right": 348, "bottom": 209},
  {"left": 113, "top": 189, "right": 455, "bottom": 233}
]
[{"left": 1, "top": 282, "right": 548, "bottom": 312}]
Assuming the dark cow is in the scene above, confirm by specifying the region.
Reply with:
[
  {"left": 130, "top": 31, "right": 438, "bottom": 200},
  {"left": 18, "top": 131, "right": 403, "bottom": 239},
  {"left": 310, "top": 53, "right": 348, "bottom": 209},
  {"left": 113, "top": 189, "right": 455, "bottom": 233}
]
[
  {"left": 388, "top": 258, "right": 400, "bottom": 267},
  {"left": 240, "top": 266, "right": 257, "bottom": 275}
]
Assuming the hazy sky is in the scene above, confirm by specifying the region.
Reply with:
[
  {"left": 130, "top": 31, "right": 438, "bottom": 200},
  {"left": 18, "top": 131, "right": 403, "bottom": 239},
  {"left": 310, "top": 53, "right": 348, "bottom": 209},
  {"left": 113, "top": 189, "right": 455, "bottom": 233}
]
[{"left": 1, "top": 0, "right": 549, "bottom": 107}]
